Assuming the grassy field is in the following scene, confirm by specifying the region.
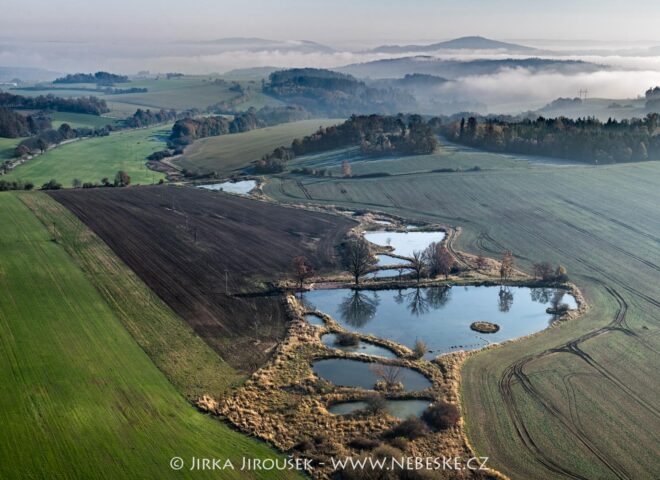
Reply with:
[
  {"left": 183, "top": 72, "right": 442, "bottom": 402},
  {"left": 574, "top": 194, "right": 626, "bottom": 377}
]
[
  {"left": 0, "top": 192, "right": 299, "bottom": 479},
  {"left": 176, "top": 119, "right": 342, "bottom": 175},
  {"left": 0, "top": 137, "right": 21, "bottom": 161},
  {"left": 50, "top": 112, "right": 118, "bottom": 129},
  {"left": 3, "top": 125, "right": 168, "bottom": 187},
  {"left": 264, "top": 154, "right": 660, "bottom": 479}
]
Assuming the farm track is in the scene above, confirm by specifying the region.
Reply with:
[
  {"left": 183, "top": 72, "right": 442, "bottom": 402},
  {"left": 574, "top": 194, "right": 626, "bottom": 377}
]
[{"left": 499, "top": 284, "right": 634, "bottom": 480}]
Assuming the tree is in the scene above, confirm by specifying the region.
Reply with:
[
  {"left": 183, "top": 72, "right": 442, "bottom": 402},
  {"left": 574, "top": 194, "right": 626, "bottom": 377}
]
[
  {"left": 342, "top": 237, "right": 376, "bottom": 285},
  {"left": 291, "top": 255, "right": 314, "bottom": 290},
  {"left": 410, "top": 250, "right": 426, "bottom": 283},
  {"left": 72, "top": 178, "right": 82, "bottom": 188},
  {"left": 532, "top": 261, "right": 554, "bottom": 281},
  {"left": 40, "top": 179, "right": 62, "bottom": 190},
  {"left": 500, "top": 250, "right": 514, "bottom": 283},
  {"left": 423, "top": 242, "right": 455, "bottom": 279},
  {"left": 114, "top": 170, "right": 131, "bottom": 187},
  {"left": 341, "top": 159, "right": 352, "bottom": 177},
  {"left": 413, "top": 339, "right": 427, "bottom": 359},
  {"left": 422, "top": 401, "right": 460, "bottom": 430},
  {"left": 555, "top": 265, "right": 569, "bottom": 282},
  {"left": 475, "top": 254, "right": 488, "bottom": 271}
]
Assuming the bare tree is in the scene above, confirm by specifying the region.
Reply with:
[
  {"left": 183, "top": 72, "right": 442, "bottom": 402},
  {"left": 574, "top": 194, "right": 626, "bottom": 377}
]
[
  {"left": 341, "top": 159, "right": 352, "bottom": 178},
  {"left": 500, "top": 250, "right": 514, "bottom": 283},
  {"left": 475, "top": 254, "right": 488, "bottom": 271},
  {"left": 291, "top": 255, "right": 314, "bottom": 290},
  {"left": 410, "top": 250, "right": 426, "bottom": 283},
  {"left": 342, "top": 237, "right": 376, "bottom": 285},
  {"left": 423, "top": 242, "right": 455, "bottom": 279},
  {"left": 370, "top": 364, "right": 402, "bottom": 387},
  {"left": 532, "top": 261, "right": 554, "bottom": 281}
]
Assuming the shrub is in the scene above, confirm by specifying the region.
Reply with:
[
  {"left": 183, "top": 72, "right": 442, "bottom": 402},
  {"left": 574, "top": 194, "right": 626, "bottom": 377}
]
[
  {"left": 365, "top": 394, "right": 386, "bottom": 414},
  {"left": 335, "top": 332, "right": 360, "bottom": 347},
  {"left": 348, "top": 436, "right": 380, "bottom": 451},
  {"left": 413, "top": 339, "right": 427, "bottom": 359},
  {"left": 386, "top": 436, "right": 409, "bottom": 451},
  {"left": 385, "top": 417, "right": 429, "bottom": 440},
  {"left": 421, "top": 401, "right": 460, "bottom": 430}
]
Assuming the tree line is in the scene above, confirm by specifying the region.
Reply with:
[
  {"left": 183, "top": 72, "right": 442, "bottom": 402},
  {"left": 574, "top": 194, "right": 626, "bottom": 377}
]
[
  {"left": 0, "top": 92, "right": 110, "bottom": 116},
  {"left": 441, "top": 114, "right": 660, "bottom": 163},
  {"left": 256, "top": 114, "right": 439, "bottom": 173},
  {"left": 168, "top": 106, "right": 311, "bottom": 148},
  {"left": 0, "top": 107, "right": 51, "bottom": 138},
  {"left": 53, "top": 71, "right": 129, "bottom": 84}
]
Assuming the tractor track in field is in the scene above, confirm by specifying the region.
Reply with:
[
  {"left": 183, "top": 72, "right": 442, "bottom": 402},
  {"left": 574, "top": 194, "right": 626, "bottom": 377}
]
[{"left": 499, "top": 283, "right": 635, "bottom": 480}]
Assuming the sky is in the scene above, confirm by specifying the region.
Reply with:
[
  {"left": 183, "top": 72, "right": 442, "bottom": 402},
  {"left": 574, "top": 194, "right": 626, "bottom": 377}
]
[{"left": 3, "top": 0, "right": 660, "bottom": 46}]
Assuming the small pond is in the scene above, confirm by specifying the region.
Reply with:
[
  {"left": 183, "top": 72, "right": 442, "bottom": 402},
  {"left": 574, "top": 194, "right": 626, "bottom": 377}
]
[
  {"left": 329, "top": 399, "right": 432, "bottom": 418},
  {"left": 305, "top": 314, "right": 326, "bottom": 327},
  {"left": 375, "top": 254, "right": 410, "bottom": 267},
  {"left": 304, "top": 286, "right": 577, "bottom": 357},
  {"left": 198, "top": 180, "right": 256, "bottom": 195},
  {"left": 369, "top": 268, "right": 410, "bottom": 279},
  {"left": 364, "top": 230, "right": 445, "bottom": 258},
  {"left": 321, "top": 333, "right": 396, "bottom": 358},
  {"left": 312, "top": 358, "right": 431, "bottom": 391}
]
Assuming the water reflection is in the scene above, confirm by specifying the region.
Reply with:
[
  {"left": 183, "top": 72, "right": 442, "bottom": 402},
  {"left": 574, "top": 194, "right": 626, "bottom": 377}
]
[
  {"left": 339, "top": 290, "right": 380, "bottom": 327},
  {"left": 498, "top": 287, "right": 514, "bottom": 313}
]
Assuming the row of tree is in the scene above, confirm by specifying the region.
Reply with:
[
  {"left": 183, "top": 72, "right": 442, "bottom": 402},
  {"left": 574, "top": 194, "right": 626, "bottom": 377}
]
[
  {"left": 13, "top": 123, "right": 110, "bottom": 158},
  {"left": 442, "top": 114, "right": 660, "bottom": 163},
  {"left": 39, "top": 171, "right": 132, "bottom": 191},
  {"left": 53, "top": 71, "right": 129, "bottom": 84},
  {"left": 168, "top": 106, "right": 311, "bottom": 148},
  {"left": 255, "top": 114, "right": 439, "bottom": 173},
  {"left": 0, "top": 107, "right": 51, "bottom": 138},
  {"left": 0, "top": 92, "right": 110, "bottom": 116}
]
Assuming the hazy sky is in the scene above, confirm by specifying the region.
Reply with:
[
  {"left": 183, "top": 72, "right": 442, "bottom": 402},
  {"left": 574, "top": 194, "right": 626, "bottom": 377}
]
[{"left": 3, "top": 0, "right": 660, "bottom": 45}]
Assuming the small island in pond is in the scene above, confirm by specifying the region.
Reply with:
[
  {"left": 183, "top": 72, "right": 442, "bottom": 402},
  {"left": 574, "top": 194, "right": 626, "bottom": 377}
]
[{"left": 470, "top": 321, "right": 500, "bottom": 334}]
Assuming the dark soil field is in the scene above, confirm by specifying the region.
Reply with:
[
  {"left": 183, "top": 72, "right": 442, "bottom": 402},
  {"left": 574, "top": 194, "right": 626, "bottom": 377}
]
[{"left": 51, "top": 186, "right": 355, "bottom": 372}]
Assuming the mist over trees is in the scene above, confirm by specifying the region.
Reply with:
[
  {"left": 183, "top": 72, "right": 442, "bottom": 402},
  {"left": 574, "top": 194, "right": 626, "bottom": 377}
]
[{"left": 263, "top": 68, "right": 416, "bottom": 116}]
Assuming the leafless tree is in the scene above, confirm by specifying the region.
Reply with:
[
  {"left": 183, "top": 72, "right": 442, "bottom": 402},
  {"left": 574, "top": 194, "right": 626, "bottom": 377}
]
[
  {"left": 342, "top": 237, "right": 376, "bottom": 285},
  {"left": 423, "top": 242, "right": 455, "bottom": 279},
  {"left": 410, "top": 250, "right": 426, "bottom": 283},
  {"left": 370, "top": 364, "right": 402, "bottom": 386},
  {"left": 500, "top": 250, "right": 514, "bottom": 283},
  {"left": 291, "top": 255, "right": 314, "bottom": 290}
]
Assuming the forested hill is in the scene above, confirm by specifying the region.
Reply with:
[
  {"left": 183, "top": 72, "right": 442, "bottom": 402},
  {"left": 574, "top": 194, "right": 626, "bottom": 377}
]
[
  {"left": 442, "top": 115, "right": 660, "bottom": 164},
  {"left": 262, "top": 68, "right": 417, "bottom": 116}
]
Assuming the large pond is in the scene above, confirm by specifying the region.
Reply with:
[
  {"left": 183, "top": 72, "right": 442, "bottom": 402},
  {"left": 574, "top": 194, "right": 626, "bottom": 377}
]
[
  {"left": 364, "top": 230, "right": 445, "bottom": 258},
  {"left": 321, "top": 333, "right": 396, "bottom": 358},
  {"left": 304, "top": 286, "right": 577, "bottom": 356},
  {"left": 313, "top": 358, "right": 431, "bottom": 391},
  {"left": 329, "top": 399, "right": 431, "bottom": 418},
  {"left": 198, "top": 180, "right": 256, "bottom": 195}
]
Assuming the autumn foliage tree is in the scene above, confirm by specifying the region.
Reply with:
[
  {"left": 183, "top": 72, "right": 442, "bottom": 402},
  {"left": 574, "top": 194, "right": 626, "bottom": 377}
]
[
  {"left": 291, "top": 255, "right": 314, "bottom": 290},
  {"left": 341, "top": 159, "right": 352, "bottom": 177},
  {"left": 500, "top": 250, "right": 514, "bottom": 283},
  {"left": 423, "top": 242, "right": 455, "bottom": 279}
]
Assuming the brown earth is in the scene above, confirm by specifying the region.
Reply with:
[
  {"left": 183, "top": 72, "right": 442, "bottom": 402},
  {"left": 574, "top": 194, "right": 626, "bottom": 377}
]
[{"left": 50, "top": 185, "right": 356, "bottom": 373}]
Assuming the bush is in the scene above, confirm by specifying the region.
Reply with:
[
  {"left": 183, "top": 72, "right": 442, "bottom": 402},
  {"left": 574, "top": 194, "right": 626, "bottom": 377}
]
[
  {"left": 335, "top": 332, "right": 360, "bottom": 347},
  {"left": 385, "top": 417, "right": 429, "bottom": 440},
  {"left": 412, "top": 339, "right": 427, "bottom": 359},
  {"left": 365, "top": 394, "right": 386, "bottom": 414},
  {"left": 40, "top": 179, "right": 62, "bottom": 190},
  {"left": 386, "top": 436, "right": 409, "bottom": 451},
  {"left": 421, "top": 401, "right": 460, "bottom": 430},
  {"left": 348, "top": 437, "right": 380, "bottom": 451}
]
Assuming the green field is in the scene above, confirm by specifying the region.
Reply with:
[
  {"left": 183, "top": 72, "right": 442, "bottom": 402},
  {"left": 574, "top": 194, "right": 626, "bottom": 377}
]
[
  {"left": 3, "top": 125, "right": 168, "bottom": 187},
  {"left": 0, "top": 192, "right": 298, "bottom": 479},
  {"left": 264, "top": 152, "right": 660, "bottom": 479},
  {"left": 0, "top": 137, "right": 21, "bottom": 161},
  {"left": 50, "top": 112, "right": 118, "bottom": 129},
  {"left": 176, "top": 119, "right": 342, "bottom": 175}
]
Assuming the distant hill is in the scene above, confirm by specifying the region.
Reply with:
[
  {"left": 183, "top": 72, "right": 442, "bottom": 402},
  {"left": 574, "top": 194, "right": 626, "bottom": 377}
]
[
  {"left": 222, "top": 66, "right": 280, "bottom": 80},
  {"left": 0, "top": 66, "right": 61, "bottom": 83},
  {"left": 262, "top": 68, "right": 417, "bottom": 116},
  {"left": 338, "top": 56, "right": 602, "bottom": 79},
  {"left": 370, "top": 36, "right": 537, "bottom": 54},
  {"left": 202, "top": 37, "right": 335, "bottom": 53}
]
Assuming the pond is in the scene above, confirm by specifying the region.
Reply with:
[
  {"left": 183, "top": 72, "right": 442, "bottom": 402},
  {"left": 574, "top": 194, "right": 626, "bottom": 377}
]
[
  {"left": 312, "top": 358, "right": 431, "bottom": 391},
  {"left": 321, "top": 333, "right": 396, "bottom": 358},
  {"left": 328, "top": 399, "right": 432, "bottom": 419},
  {"left": 304, "top": 286, "right": 577, "bottom": 356},
  {"left": 364, "top": 230, "right": 445, "bottom": 258},
  {"left": 198, "top": 180, "right": 256, "bottom": 195},
  {"left": 368, "top": 268, "right": 409, "bottom": 279},
  {"left": 305, "top": 314, "right": 326, "bottom": 327},
  {"left": 375, "top": 254, "right": 410, "bottom": 267}
]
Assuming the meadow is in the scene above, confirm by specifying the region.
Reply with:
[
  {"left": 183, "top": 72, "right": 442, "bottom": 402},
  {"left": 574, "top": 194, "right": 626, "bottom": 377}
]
[
  {"left": 0, "top": 137, "right": 21, "bottom": 162},
  {"left": 50, "top": 111, "right": 118, "bottom": 129},
  {"left": 0, "top": 192, "right": 299, "bottom": 480},
  {"left": 3, "top": 125, "right": 169, "bottom": 187},
  {"left": 264, "top": 152, "right": 660, "bottom": 479},
  {"left": 176, "top": 119, "right": 342, "bottom": 175}
]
